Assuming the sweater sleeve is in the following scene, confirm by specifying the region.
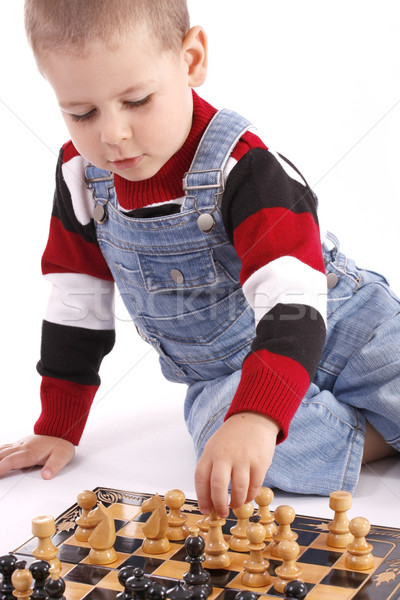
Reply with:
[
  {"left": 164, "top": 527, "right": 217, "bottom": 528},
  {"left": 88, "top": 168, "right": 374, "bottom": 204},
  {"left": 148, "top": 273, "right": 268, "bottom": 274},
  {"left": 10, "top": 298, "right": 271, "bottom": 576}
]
[
  {"left": 35, "top": 143, "right": 116, "bottom": 445},
  {"left": 221, "top": 144, "right": 327, "bottom": 442}
]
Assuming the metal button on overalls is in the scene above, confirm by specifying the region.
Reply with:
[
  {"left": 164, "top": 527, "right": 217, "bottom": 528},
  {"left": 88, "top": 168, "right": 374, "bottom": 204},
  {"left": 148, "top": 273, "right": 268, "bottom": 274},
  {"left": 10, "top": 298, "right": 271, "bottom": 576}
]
[
  {"left": 170, "top": 269, "right": 184, "bottom": 284},
  {"left": 327, "top": 272, "right": 338, "bottom": 289}
]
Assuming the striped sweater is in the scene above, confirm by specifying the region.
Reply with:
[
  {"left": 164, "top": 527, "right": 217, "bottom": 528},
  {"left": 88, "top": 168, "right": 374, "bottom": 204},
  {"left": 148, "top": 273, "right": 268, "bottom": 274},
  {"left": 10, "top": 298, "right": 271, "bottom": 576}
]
[{"left": 35, "top": 92, "right": 327, "bottom": 445}]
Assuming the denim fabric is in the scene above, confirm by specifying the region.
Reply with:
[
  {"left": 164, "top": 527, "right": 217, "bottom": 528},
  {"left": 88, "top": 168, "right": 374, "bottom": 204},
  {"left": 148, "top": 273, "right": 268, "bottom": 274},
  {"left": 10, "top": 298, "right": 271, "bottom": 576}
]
[
  {"left": 87, "top": 110, "right": 254, "bottom": 384},
  {"left": 87, "top": 110, "right": 400, "bottom": 495}
]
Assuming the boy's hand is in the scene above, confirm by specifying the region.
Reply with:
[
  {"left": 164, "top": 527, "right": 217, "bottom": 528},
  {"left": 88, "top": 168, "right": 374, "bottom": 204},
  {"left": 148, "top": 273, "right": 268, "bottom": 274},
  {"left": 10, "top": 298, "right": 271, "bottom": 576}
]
[
  {"left": 194, "top": 411, "right": 279, "bottom": 518},
  {"left": 0, "top": 435, "right": 75, "bottom": 479}
]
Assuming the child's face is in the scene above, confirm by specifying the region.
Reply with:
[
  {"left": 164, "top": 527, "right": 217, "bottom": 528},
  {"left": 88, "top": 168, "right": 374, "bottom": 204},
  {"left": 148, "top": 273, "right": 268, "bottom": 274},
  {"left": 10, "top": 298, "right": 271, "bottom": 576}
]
[{"left": 38, "top": 31, "right": 202, "bottom": 181}]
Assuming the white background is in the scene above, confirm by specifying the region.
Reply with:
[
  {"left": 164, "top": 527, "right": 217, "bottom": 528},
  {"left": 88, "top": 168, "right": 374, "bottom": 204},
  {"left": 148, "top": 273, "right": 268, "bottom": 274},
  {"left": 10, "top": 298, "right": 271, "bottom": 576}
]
[{"left": 1, "top": 1, "right": 400, "bottom": 551}]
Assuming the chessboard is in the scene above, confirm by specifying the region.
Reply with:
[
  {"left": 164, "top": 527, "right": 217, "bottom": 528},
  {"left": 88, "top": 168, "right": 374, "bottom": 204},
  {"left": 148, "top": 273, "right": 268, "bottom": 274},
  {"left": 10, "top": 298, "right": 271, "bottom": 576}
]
[{"left": 8, "top": 487, "right": 400, "bottom": 599}]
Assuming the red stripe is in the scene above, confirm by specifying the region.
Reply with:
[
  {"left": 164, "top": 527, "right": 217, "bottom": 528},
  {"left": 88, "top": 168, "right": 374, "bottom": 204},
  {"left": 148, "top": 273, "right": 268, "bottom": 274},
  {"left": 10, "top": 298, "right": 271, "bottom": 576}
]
[
  {"left": 61, "top": 140, "right": 80, "bottom": 163},
  {"left": 35, "top": 376, "right": 98, "bottom": 445},
  {"left": 233, "top": 207, "right": 325, "bottom": 285},
  {"left": 231, "top": 130, "right": 268, "bottom": 162},
  {"left": 42, "top": 215, "right": 114, "bottom": 281},
  {"left": 225, "top": 349, "right": 310, "bottom": 441}
]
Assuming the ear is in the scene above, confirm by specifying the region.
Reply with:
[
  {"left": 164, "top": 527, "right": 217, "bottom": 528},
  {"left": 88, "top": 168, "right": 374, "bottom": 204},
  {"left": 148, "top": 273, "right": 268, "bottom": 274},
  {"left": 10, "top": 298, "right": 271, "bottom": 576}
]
[{"left": 182, "top": 26, "right": 208, "bottom": 87}]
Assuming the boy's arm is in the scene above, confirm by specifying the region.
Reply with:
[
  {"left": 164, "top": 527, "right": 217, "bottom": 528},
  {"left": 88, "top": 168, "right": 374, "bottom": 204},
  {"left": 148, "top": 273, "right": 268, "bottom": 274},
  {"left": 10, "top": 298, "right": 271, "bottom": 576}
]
[
  {"left": 0, "top": 144, "right": 115, "bottom": 478},
  {"left": 196, "top": 141, "right": 327, "bottom": 516}
]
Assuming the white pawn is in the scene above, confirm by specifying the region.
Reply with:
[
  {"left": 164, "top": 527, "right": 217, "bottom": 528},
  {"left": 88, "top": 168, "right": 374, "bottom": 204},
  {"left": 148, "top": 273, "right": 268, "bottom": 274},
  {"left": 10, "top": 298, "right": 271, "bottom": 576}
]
[
  {"left": 273, "top": 540, "right": 303, "bottom": 594},
  {"left": 165, "top": 489, "right": 189, "bottom": 541},
  {"left": 269, "top": 505, "right": 297, "bottom": 558},
  {"left": 203, "top": 508, "right": 230, "bottom": 569},
  {"left": 229, "top": 502, "right": 254, "bottom": 552},
  {"left": 75, "top": 490, "right": 98, "bottom": 542},
  {"left": 345, "top": 517, "right": 374, "bottom": 570},
  {"left": 255, "top": 487, "right": 277, "bottom": 541},
  {"left": 11, "top": 561, "right": 33, "bottom": 600},
  {"left": 241, "top": 516, "right": 271, "bottom": 587}
]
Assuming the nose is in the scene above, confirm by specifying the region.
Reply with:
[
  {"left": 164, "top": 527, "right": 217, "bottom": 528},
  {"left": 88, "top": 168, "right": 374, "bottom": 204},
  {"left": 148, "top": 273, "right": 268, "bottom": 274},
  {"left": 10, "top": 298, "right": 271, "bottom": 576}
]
[{"left": 100, "top": 112, "right": 132, "bottom": 145}]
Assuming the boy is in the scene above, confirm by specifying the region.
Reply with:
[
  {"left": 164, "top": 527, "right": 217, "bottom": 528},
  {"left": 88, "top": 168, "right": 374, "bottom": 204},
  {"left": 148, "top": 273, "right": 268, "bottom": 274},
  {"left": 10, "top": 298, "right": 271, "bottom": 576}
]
[{"left": 0, "top": 0, "right": 399, "bottom": 519}]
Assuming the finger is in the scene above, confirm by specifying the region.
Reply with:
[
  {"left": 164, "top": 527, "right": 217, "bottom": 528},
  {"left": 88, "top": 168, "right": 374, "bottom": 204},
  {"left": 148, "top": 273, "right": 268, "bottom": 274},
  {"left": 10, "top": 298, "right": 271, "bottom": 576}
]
[
  {"left": 0, "top": 445, "right": 19, "bottom": 460},
  {"left": 0, "top": 450, "right": 36, "bottom": 476},
  {"left": 194, "top": 457, "right": 212, "bottom": 515},
  {"left": 230, "top": 462, "right": 250, "bottom": 509},
  {"left": 245, "top": 463, "right": 268, "bottom": 504},
  {"left": 209, "top": 460, "right": 231, "bottom": 518},
  {"left": 41, "top": 443, "right": 75, "bottom": 480}
]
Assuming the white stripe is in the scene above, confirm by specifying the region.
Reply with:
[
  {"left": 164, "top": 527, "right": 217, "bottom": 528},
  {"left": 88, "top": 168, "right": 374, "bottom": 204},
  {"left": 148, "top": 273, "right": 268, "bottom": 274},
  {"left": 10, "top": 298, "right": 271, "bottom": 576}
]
[
  {"left": 62, "top": 155, "right": 94, "bottom": 226},
  {"left": 44, "top": 273, "right": 115, "bottom": 330},
  {"left": 242, "top": 256, "right": 327, "bottom": 325}
]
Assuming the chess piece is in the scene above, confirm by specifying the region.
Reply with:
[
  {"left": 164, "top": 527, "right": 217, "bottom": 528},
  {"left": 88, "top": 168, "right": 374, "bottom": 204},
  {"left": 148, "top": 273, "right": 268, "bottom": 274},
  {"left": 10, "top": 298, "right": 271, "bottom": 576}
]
[
  {"left": 165, "top": 489, "right": 190, "bottom": 541},
  {"left": 345, "top": 517, "right": 374, "bottom": 570},
  {"left": 167, "top": 580, "right": 193, "bottom": 600},
  {"left": 29, "top": 560, "right": 51, "bottom": 599},
  {"left": 117, "top": 566, "right": 137, "bottom": 600},
  {"left": 75, "top": 490, "right": 98, "bottom": 541},
  {"left": 234, "top": 593, "right": 259, "bottom": 600},
  {"left": 87, "top": 502, "right": 117, "bottom": 564},
  {"left": 241, "top": 516, "right": 270, "bottom": 587},
  {"left": 269, "top": 506, "right": 297, "bottom": 558},
  {"left": 284, "top": 579, "right": 308, "bottom": 599},
  {"left": 32, "top": 515, "right": 61, "bottom": 576},
  {"left": 327, "top": 490, "right": 353, "bottom": 548},
  {"left": 197, "top": 514, "right": 210, "bottom": 533},
  {"left": 183, "top": 526, "right": 211, "bottom": 598},
  {"left": 254, "top": 487, "right": 277, "bottom": 541},
  {"left": 0, "top": 553, "right": 18, "bottom": 600},
  {"left": 147, "top": 581, "right": 167, "bottom": 600},
  {"left": 43, "top": 569, "right": 66, "bottom": 600},
  {"left": 125, "top": 568, "right": 151, "bottom": 600},
  {"left": 273, "top": 540, "right": 303, "bottom": 594},
  {"left": 229, "top": 502, "right": 254, "bottom": 552},
  {"left": 203, "top": 508, "right": 230, "bottom": 569},
  {"left": 11, "top": 560, "right": 33, "bottom": 600},
  {"left": 141, "top": 493, "right": 171, "bottom": 554}
]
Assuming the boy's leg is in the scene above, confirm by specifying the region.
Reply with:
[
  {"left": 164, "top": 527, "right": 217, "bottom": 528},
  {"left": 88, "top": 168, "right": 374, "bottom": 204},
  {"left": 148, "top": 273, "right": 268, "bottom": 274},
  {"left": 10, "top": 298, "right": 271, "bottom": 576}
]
[{"left": 318, "top": 249, "right": 400, "bottom": 456}]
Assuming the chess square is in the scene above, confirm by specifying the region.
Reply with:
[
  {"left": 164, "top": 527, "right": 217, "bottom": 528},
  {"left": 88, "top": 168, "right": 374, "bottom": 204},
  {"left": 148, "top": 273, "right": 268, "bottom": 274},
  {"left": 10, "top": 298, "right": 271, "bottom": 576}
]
[
  {"left": 58, "top": 543, "right": 91, "bottom": 563},
  {"left": 64, "top": 563, "right": 112, "bottom": 586}
]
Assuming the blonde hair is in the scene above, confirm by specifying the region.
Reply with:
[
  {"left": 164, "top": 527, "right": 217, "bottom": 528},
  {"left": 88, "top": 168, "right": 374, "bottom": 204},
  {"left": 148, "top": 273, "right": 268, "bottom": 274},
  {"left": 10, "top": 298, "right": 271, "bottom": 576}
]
[{"left": 24, "top": 0, "right": 190, "bottom": 56}]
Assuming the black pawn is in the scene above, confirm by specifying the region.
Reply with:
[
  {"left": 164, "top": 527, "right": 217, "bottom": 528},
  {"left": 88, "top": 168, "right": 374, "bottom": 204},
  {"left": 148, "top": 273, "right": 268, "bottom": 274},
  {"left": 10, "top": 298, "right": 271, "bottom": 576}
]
[
  {"left": 0, "top": 554, "right": 17, "bottom": 600},
  {"left": 30, "top": 560, "right": 50, "bottom": 599},
  {"left": 233, "top": 592, "right": 259, "bottom": 600},
  {"left": 284, "top": 579, "right": 308, "bottom": 599},
  {"left": 125, "top": 568, "right": 151, "bottom": 600},
  {"left": 117, "top": 566, "right": 137, "bottom": 600},
  {"left": 44, "top": 575, "right": 66, "bottom": 600},
  {"left": 147, "top": 581, "right": 167, "bottom": 600},
  {"left": 167, "top": 580, "right": 193, "bottom": 600},
  {"left": 183, "top": 531, "right": 211, "bottom": 598}
]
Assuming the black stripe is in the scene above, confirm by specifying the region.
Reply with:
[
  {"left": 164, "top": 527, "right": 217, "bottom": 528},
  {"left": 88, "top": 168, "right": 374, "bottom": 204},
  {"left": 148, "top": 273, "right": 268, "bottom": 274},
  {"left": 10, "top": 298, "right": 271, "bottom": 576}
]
[
  {"left": 250, "top": 303, "right": 326, "bottom": 379},
  {"left": 37, "top": 320, "right": 115, "bottom": 386},
  {"left": 221, "top": 148, "right": 319, "bottom": 243}
]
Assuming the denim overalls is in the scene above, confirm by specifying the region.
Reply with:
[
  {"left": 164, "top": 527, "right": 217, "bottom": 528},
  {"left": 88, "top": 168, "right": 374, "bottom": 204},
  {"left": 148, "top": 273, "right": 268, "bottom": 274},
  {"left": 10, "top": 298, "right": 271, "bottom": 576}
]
[{"left": 86, "top": 109, "right": 400, "bottom": 495}]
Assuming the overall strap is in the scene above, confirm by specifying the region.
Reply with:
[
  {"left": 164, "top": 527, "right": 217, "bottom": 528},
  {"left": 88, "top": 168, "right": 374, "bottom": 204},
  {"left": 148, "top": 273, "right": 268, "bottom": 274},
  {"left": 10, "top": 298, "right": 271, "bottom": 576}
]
[{"left": 182, "top": 109, "right": 252, "bottom": 213}]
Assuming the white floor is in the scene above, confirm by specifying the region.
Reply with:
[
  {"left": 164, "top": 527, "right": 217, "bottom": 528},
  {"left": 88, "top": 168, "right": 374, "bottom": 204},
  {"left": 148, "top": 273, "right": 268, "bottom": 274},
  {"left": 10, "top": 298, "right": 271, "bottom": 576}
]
[{"left": 1, "top": 0, "right": 400, "bottom": 557}]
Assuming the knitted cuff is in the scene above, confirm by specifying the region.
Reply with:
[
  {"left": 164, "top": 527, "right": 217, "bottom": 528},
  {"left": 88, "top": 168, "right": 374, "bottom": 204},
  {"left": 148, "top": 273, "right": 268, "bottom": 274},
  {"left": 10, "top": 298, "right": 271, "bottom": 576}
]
[{"left": 224, "top": 350, "right": 310, "bottom": 442}]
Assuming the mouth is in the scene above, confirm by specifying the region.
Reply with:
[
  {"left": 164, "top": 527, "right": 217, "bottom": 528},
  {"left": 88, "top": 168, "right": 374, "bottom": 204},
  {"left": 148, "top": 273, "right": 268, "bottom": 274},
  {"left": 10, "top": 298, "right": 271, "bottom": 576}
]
[{"left": 109, "top": 155, "right": 144, "bottom": 170}]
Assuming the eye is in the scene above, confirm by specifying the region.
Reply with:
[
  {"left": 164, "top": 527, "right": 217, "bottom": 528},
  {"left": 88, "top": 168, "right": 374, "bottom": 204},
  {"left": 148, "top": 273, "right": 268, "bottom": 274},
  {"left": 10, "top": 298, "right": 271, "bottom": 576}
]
[
  {"left": 125, "top": 95, "right": 152, "bottom": 109},
  {"left": 70, "top": 109, "right": 96, "bottom": 123}
]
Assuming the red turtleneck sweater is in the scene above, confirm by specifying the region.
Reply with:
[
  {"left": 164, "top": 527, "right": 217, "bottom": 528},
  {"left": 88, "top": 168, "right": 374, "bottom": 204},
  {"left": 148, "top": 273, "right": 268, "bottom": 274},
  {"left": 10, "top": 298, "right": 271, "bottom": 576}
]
[{"left": 36, "top": 92, "right": 326, "bottom": 445}]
